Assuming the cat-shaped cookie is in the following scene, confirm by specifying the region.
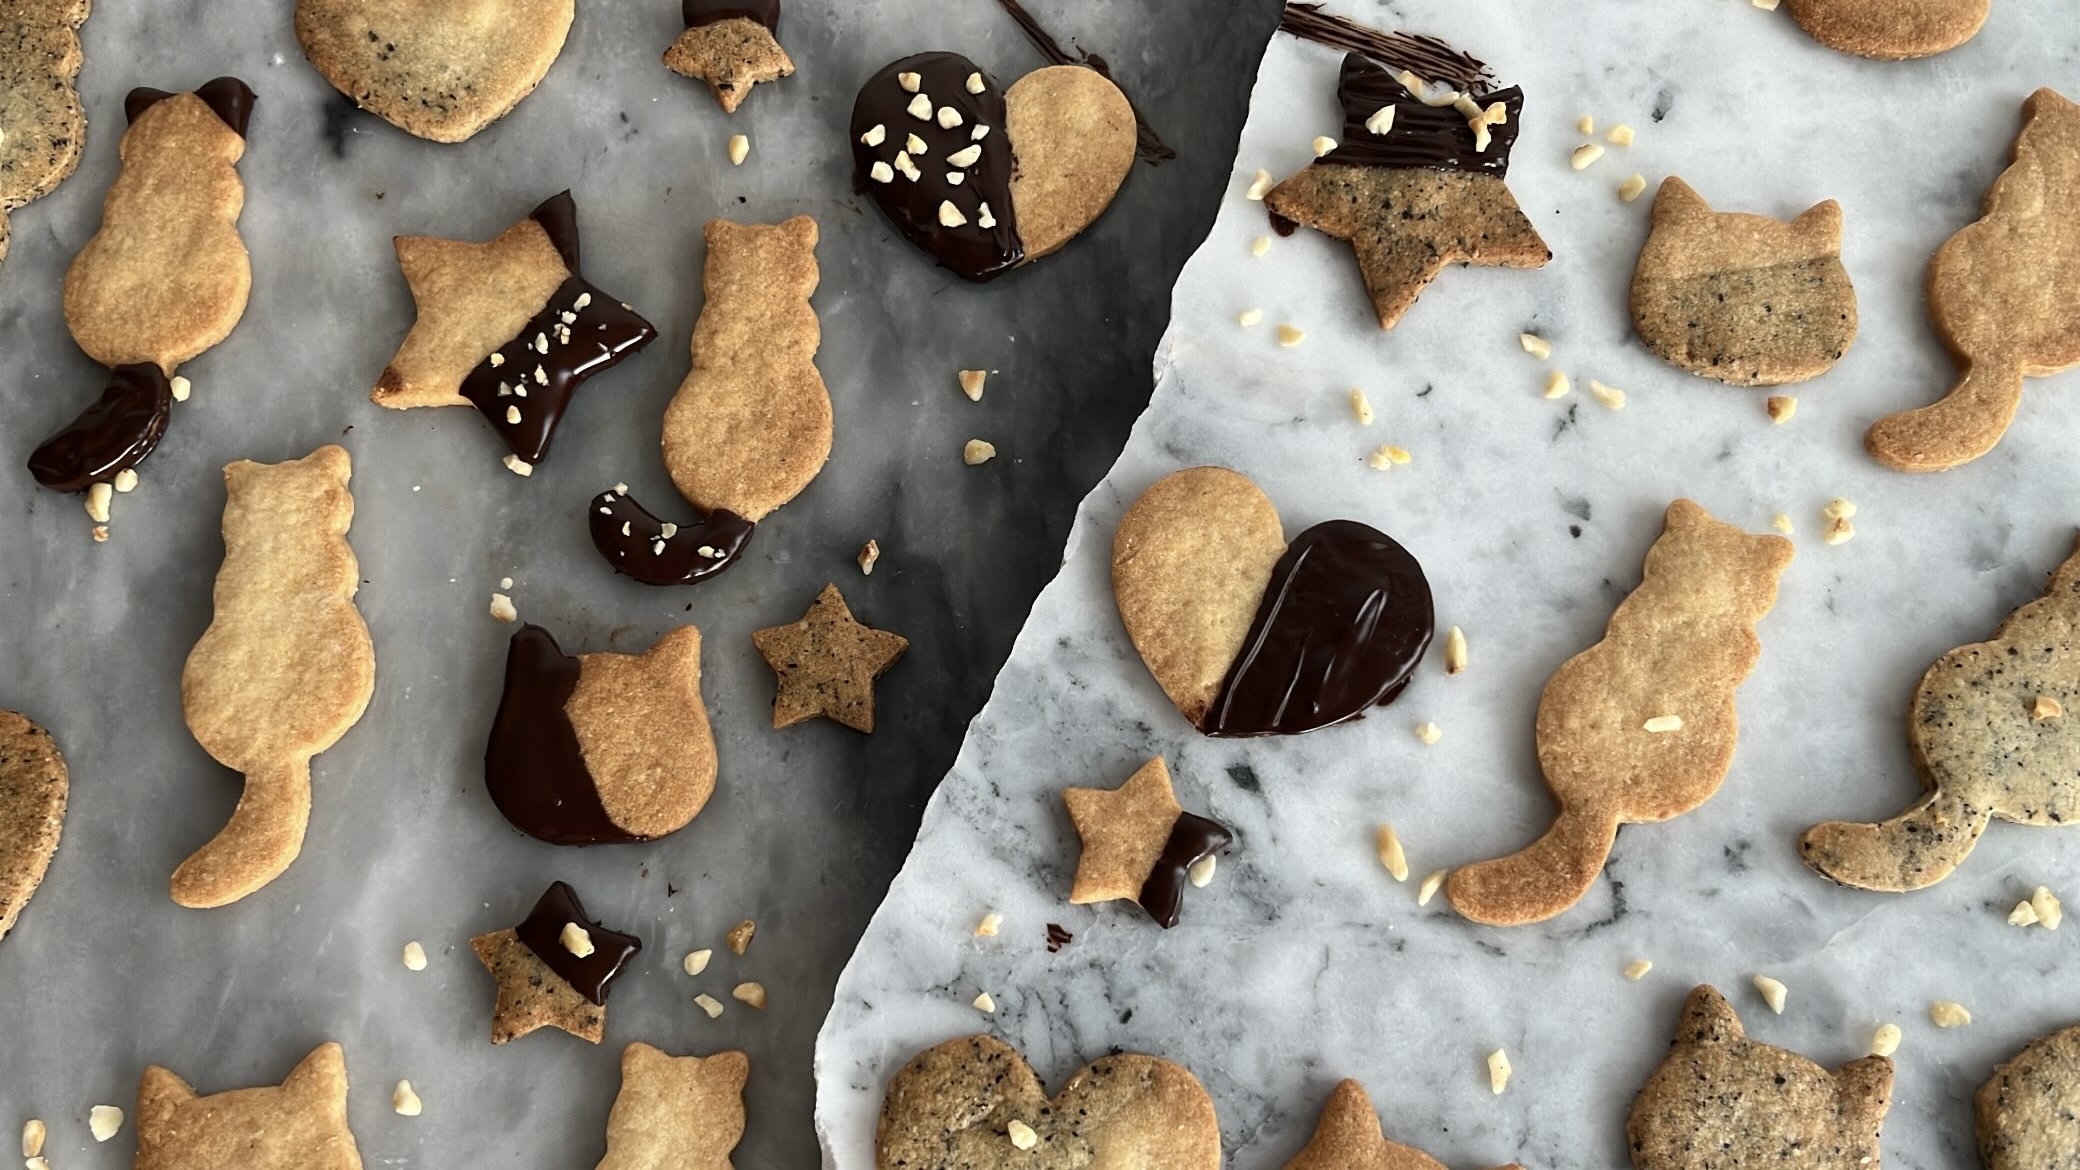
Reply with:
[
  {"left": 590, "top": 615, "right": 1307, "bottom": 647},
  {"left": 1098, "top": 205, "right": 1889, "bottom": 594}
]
[
  {"left": 136, "top": 1042, "right": 364, "bottom": 1170},
  {"left": 1802, "top": 537, "right": 2080, "bottom": 891},
  {"left": 1630, "top": 986, "right": 1892, "bottom": 1170},
  {"left": 0, "top": 0, "right": 91, "bottom": 267},
  {"left": 1447, "top": 501, "right": 1793, "bottom": 926},
  {"left": 1631, "top": 177, "right": 1856, "bottom": 386}
]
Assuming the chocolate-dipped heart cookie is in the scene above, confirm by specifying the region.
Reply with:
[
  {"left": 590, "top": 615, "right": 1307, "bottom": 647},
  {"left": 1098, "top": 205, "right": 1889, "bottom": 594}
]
[
  {"left": 849, "top": 53, "right": 1135, "bottom": 280},
  {"left": 1112, "top": 467, "right": 1434, "bottom": 737}
]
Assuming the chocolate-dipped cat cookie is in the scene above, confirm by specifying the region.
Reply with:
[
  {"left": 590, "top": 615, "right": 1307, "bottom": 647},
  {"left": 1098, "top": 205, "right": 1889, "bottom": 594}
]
[
  {"left": 849, "top": 52, "right": 1136, "bottom": 280},
  {"left": 375, "top": 192, "right": 657, "bottom": 475},
  {"left": 472, "top": 881, "right": 640, "bottom": 1044},
  {"left": 1264, "top": 11, "right": 1549, "bottom": 330},
  {"left": 663, "top": 0, "right": 793, "bottom": 113},
  {"left": 484, "top": 624, "right": 716, "bottom": 845},
  {"left": 1112, "top": 467, "right": 1434, "bottom": 737}
]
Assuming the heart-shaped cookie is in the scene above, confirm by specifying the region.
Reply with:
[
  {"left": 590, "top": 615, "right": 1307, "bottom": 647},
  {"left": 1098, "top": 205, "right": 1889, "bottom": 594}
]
[
  {"left": 876, "top": 1034, "right": 1221, "bottom": 1170},
  {"left": 0, "top": 710, "right": 67, "bottom": 942},
  {"left": 849, "top": 54, "right": 1135, "bottom": 280},
  {"left": 1112, "top": 467, "right": 1435, "bottom": 737},
  {"left": 1780, "top": 0, "right": 1990, "bottom": 59}
]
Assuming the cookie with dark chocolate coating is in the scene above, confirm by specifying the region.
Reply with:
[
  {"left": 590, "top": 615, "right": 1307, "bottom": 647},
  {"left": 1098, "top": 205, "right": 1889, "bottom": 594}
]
[{"left": 663, "top": 0, "right": 792, "bottom": 113}]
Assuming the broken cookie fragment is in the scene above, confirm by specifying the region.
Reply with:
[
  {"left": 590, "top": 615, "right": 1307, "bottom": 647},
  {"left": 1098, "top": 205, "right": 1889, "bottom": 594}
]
[
  {"left": 663, "top": 0, "right": 793, "bottom": 113},
  {"left": 1064, "top": 758, "right": 1231, "bottom": 928},
  {"left": 472, "top": 881, "right": 640, "bottom": 1044},
  {"left": 589, "top": 487, "right": 753, "bottom": 585}
]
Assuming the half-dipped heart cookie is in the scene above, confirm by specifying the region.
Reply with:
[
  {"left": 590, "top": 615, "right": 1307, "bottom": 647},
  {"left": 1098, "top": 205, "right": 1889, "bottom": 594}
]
[
  {"left": 877, "top": 1034, "right": 1221, "bottom": 1170},
  {"left": 850, "top": 54, "right": 1135, "bottom": 280},
  {"left": 295, "top": 0, "right": 574, "bottom": 142},
  {"left": 1112, "top": 467, "right": 1434, "bottom": 737},
  {"left": 485, "top": 624, "right": 716, "bottom": 846}
]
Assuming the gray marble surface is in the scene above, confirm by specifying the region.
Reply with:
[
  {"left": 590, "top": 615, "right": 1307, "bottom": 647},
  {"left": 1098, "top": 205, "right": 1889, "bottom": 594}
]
[
  {"left": 0, "top": 1, "right": 1279, "bottom": 1165},
  {"left": 818, "top": 2, "right": 2080, "bottom": 1168}
]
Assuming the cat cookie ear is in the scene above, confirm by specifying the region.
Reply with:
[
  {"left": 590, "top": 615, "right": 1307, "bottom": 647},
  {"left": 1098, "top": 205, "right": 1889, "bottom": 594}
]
[
  {"left": 135, "top": 1065, "right": 199, "bottom": 1160},
  {"left": 1830, "top": 1055, "right": 1895, "bottom": 1129},
  {"left": 1676, "top": 985, "right": 1746, "bottom": 1045},
  {"left": 1653, "top": 176, "right": 1712, "bottom": 219},
  {"left": 2047, "top": 535, "right": 2080, "bottom": 596},
  {"left": 282, "top": 1043, "right": 350, "bottom": 1102},
  {"left": 1791, "top": 199, "right": 1844, "bottom": 243}
]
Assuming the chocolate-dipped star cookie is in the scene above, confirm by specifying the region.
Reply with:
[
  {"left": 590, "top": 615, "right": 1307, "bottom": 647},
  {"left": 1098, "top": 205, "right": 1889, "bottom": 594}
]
[
  {"left": 485, "top": 624, "right": 717, "bottom": 846},
  {"left": 1263, "top": 19, "right": 1549, "bottom": 330},
  {"left": 374, "top": 191, "right": 655, "bottom": 474},
  {"left": 472, "top": 881, "right": 640, "bottom": 1045},
  {"left": 663, "top": 0, "right": 793, "bottom": 113},
  {"left": 1286, "top": 1080, "right": 1522, "bottom": 1170},
  {"left": 596, "top": 1042, "right": 749, "bottom": 1170},
  {"left": 751, "top": 584, "right": 907, "bottom": 733},
  {"left": 1064, "top": 757, "right": 1230, "bottom": 929}
]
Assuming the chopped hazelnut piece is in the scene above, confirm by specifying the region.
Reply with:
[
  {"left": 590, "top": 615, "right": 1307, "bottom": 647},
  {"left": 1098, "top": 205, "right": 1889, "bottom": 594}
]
[
  {"left": 22, "top": 1119, "right": 45, "bottom": 1159},
  {"left": 963, "top": 439, "right": 997, "bottom": 466},
  {"left": 1417, "top": 869, "right": 1447, "bottom": 906},
  {"left": 1606, "top": 123, "right": 1635, "bottom": 146},
  {"left": 2033, "top": 696, "right": 2064, "bottom": 721},
  {"left": 402, "top": 940, "right": 429, "bottom": 971},
  {"left": 937, "top": 200, "right": 967, "bottom": 228},
  {"left": 1589, "top": 380, "right": 1625, "bottom": 409},
  {"left": 392, "top": 1080, "right": 423, "bottom": 1117},
  {"left": 1187, "top": 853, "right": 1217, "bottom": 888},
  {"left": 906, "top": 94, "right": 932, "bottom": 120},
  {"left": 1276, "top": 324, "right": 1305, "bottom": 347},
  {"left": 860, "top": 124, "right": 886, "bottom": 147},
  {"left": 489, "top": 593, "right": 518, "bottom": 623},
  {"left": 958, "top": 369, "right": 987, "bottom": 401},
  {"left": 89, "top": 1105, "right": 123, "bottom": 1142},
  {"left": 2010, "top": 900, "right": 2041, "bottom": 927},
  {"left": 684, "top": 949, "right": 713, "bottom": 975},
  {"left": 1519, "top": 332, "right": 1553, "bottom": 360},
  {"left": 1624, "top": 959, "right": 1653, "bottom": 981},
  {"left": 1244, "top": 169, "right": 1274, "bottom": 200},
  {"left": 858, "top": 539, "right": 881, "bottom": 576},
  {"left": 965, "top": 72, "right": 985, "bottom": 94},
  {"left": 1577, "top": 114, "right": 1596, "bottom": 135},
  {"left": 976, "top": 202, "right": 997, "bottom": 229},
  {"left": 1767, "top": 395, "right": 1798, "bottom": 424},
  {"left": 726, "top": 919, "right": 756, "bottom": 956},
  {"left": 1364, "top": 107, "right": 1395, "bottom": 135},
  {"left": 975, "top": 911, "right": 1002, "bottom": 937},
  {"left": 2033, "top": 885, "right": 2064, "bottom": 929},
  {"left": 170, "top": 375, "right": 192, "bottom": 402},
  {"left": 1250, "top": 235, "right": 1272, "bottom": 257},
  {"left": 937, "top": 106, "right": 964, "bottom": 130},
  {"left": 1643, "top": 715, "right": 1684, "bottom": 733},
  {"left": 26, "top": 1158, "right": 47, "bottom": 1170},
  {"left": 728, "top": 134, "right": 749, "bottom": 165},
  {"left": 948, "top": 144, "right": 982, "bottom": 168},
  {"left": 1823, "top": 517, "right": 1855, "bottom": 546},
  {"left": 732, "top": 981, "right": 767, "bottom": 1009},
  {"left": 561, "top": 922, "right": 595, "bottom": 958},
  {"left": 1870, "top": 1023, "right": 1902, "bottom": 1057},
  {"left": 894, "top": 152, "right": 920, "bottom": 181},
  {"left": 502, "top": 454, "right": 533, "bottom": 477},
  {"left": 85, "top": 480, "right": 113, "bottom": 523},
  {"left": 905, "top": 132, "right": 927, "bottom": 154},
  {"left": 1930, "top": 1001, "right": 1972, "bottom": 1028},
  {"left": 1618, "top": 173, "right": 1648, "bottom": 202},
  {"left": 694, "top": 993, "right": 725, "bottom": 1018},
  {"left": 1376, "top": 824, "right": 1409, "bottom": 882},
  {"left": 897, "top": 71, "right": 921, "bottom": 93},
  {"left": 1571, "top": 142, "right": 1606, "bottom": 170},
  {"left": 1445, "top": 626, "right": 1468, "bottom": 674},
  {"left": 1349, "top": 388, "right": 1374, "bottom": 425},
  {"left": 1772, "top": 514, "right": 1794, "bottom": 536},
  {"left": 90, "top": 524, "right": 109, "bottom": 543},
  {"left": 1312, "top": 135, "right": 1337, "bottom": 157},
  {"left": 1237, "top": 308, "right": 1264, "bottom": 328},
  {"left": 1823, "top": 498, "right": 1857, "bottom": 521},
  {"left": 1367, "top": 446, "right": 1395, "bottom": 471},
  {"left": 869, "top": 161, "right": 895, "bottom": 184},
  {"left": 1415, "top": 721, "right": 1442, "bottom": 745},
  {"left": 1007, "top": 1120, "right": 1040, "bottom": 1151},
  {"left": 1752, "top": 975, "right": 1788, "bottom": 1014},
  {"left": 1752, "top": 0, "right": 1780, "bottom": 9},
  {"left": 114, "top": 468, "right": 139, "bottom": 493},
  {"left": 1487, "top": 1049, "right": 1511, "bottom": 1095},
  {"left": 1543, "top": 370, "right": 1571, "bottom": 400},
  {"left": 973, "top": 991, "right": 996, "bottom": 1013}
]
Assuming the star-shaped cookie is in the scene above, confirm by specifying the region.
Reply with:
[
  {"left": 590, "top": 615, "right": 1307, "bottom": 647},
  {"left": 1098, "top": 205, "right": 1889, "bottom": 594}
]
[
  {"left": 1286, "top": 1080, "right": 1520, "bottom": 1170},
  {"left": 751, "top": 583, "right": 908, "bottom": 733},
  {"left": 1064, "top": 757, "right": 1230, "bottom": 928},
  {"left": 662, "top": 1, "right": 794, "bottom": 113},
  {"left": 472, "top": 881, "right": 641, "bottom": 1045},
  {"left": 134, "top": 1043, "right": 363, "bottom": 1170},
  {"left": 596, "top": 1042, "right": 749, "bottom": 1170}
]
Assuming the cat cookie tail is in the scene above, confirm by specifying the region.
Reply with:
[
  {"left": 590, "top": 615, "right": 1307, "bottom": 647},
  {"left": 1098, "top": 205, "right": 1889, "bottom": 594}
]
[
  {"left": 1446, "top": 803, "right": 1621, "bottom": 926},
  {"left": 1866, "top": 356, "right": 2023, "bottom": 473},
  {"left": 171, "top": 758, "right": 312, "bottom": 908},
  {"left": 1799, "top": 786, "right": 1990, "bottom": 892}
]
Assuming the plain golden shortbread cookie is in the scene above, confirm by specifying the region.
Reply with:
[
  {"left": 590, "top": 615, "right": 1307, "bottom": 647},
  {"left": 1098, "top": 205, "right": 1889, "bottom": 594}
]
[
  {"left": 1802, "top": 537, "right": 2080, "bottom": 890},
  {"left": 595, "top": 1042, "right": 749, "bottom": 1170},
  {"left": 1978, "top": 1023, "right": 2080, "bottom": 1169},
  {"left": 568, "top": 625, "right": 717, "bottom": 840},
  {"left": 62, "top": 88, "right": 249, "bottom": 371},
  {"left": 0, "top": 0, "right": 91, "bottom": 266},
  {"left": 0, "top": 710, "right": 65, "bottom": 941},
  {"left": 876, "top": 1034, "right": 1221, "bottom": 1170},
  {"left": 135, "top": 1043, "right": 364, "bottom": 1170},
  {"left": 295, "top": 0, "right": 574, "bottom": 143},
  {"left": 1631, "top": 177, "right": 1856, "bottom": 386},
  {"left": 1866, "top": 89, "right": 2080, "bottom": 472},
  {"left": 1781, "top": 0, "right": 1990, "bottom": 59},
  {"left": 375, "top": 213, "right": 570, "bottom": 408},
  {"left": 1447, "top": 501, "right": 1792, "bottom": 926},
  {"left": 1064, "top": 757, "right": 1186, "bottom": 906},
  {"left": 1004, "top": 65, "right": 1138, "bottom": 262},
  {"left": 1284, "top": 1080, "right": 1522, "bottom": 1170},
  {"left": 175, "top": 445, "right": 374, "bottom": 908}
]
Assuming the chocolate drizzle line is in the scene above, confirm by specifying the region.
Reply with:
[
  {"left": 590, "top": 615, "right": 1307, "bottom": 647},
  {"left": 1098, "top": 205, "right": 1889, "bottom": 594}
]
[
  {"left": 513, "top": 881, "right": 641, "bottom": 1007},
  {"left": 1322, "top": 56, "right": 1522, "bottom": 174},
  {"left": 851, "top": 53, "right": 1023, "bottom": 281},
  {"left": 1204, "top": 519, "right": 1435, "bottom": 738},
  {"left": 457, "top": 193, "right": 657, "bottom": 465},
  {"left": 1137, "top": 812, "right": 1231, "bottom": 929},
  {"left": 1279, "top": 4, "right": 1492, "bottom": 91},
  {"left": 991, "top": 0, "right": 1174, "bottom": 163},
  {"left": 484, "top": 625, "right": 642, "bottom": 846},
  {"left": 27, "top": 365, "right": 173, "bottom": 492},
  {"left": 684, "top": 0, "right": 779, "bottom": 33},
  {"left": 125, "top": 77, "right": 255, "bottom": 137},
  {"left": 588, "top": 487, "right": 754, "bottom": 586}
]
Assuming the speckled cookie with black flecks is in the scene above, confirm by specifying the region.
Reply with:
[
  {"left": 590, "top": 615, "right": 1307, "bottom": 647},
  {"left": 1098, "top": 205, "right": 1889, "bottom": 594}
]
[{"left": 1978, "top": 1022, "right": 2080, "bottom": 1169}]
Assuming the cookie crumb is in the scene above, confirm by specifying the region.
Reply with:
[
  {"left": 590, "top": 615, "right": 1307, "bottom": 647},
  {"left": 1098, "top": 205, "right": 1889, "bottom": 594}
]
[
  {"left": 113, "top": 468, "right": 139, "bottom": 493},
  {"left": 1187, "top": 853, "right": 1217, "bottom": 888},
  {"left": 1930, "top": 1001, "right": 1972, "bottom": 1027},
  {"left": 972, "top": 991, "right": 996, "bottom": 1013},
  {"left": 1870, "top": 1023, "right": 1902, "bottom": 1057},
  {"left": 683, "top": 949, "right": 713, "bottom": 975},
  {"left": 1349, "top": 388, "right": 1375, "bottom": 425},
  {"left": 2032, "top": 885, "right": 2063, "bottom": 929},
  {"left": 560, "top": 922, "right": 595, "bottom": 958},
  {"left": 1312, "top": 135, "right": 1337, "bottom": 157},
  {"left": 2009, "top": 900, "right": 2040, "bottom": 926},
  {"left": 1245, "top": 169, "right": 1274, "bottom": 200},
  {"left": 489, "top": 593, "right": 518, "bottom": 623},
  {"left": 1251, "top": 235, "right": 1272, "bottom": 257},
  {"left": 958, "top": 369, "right": 987, "bottom": 401},
  {"left": 1487, "top": 1049, "right": 1511, "bottom": 1094},
  {"left": 1772, "top": 513, "right": 1794, "bottom": 536},
  {"left": 1519, "top": 332, "right": 1553, "bottom": 360},
  {"left": 1643, "top": 715, "right": 1684, "bottom": 733},
  {"left": 732, "top": 981, "right": 767, "bottom": 1009},
  {"left": 1571, "top": 143, "right": 1606, "bottom": 170},
  {"left": 1276, "top": 324, "right": 1305, "bottom": 347},
  {"left": 1366, "top": 107, "right": 1396, "bottom": 135},
  {"left": 392, "top": 1080, "right": 423, "bottom": 1117},
  {"left": 1589, "top": 380, "right": 1626, "bottom": 409},
  {"left": 22, "top": 1119, "right": 45, "bottom": 1159},
  {"left": 1624, "top": 959, "right": 1653, "bottom": 981},
  {"left": 1823, "top": 517, "right": 1855, "bottom": 546},
  {"left": 694, "top": 993, "right": 725, "bottom": 1018},
  {"left": 975, "top": 911, "right": 1002, "bottom": 938},
  {"left": 858, "top": 540, "right": 881, "bottom": 576},
  {"left": 962, "top": 439, "right": 997, "bottom": 466},
  {"left": 2033, "top": 696, "right": 2064, "bottom": 722},
  {"left": 1415, "top": 721, "right": 1443, "bottom": 745},
  {"left": 502, "top": 454, "right": 533, "bottom": 477},
  {"left": 1445, "top": 626, "right": 1468, "bottom": 674},
  {"left": 1007, "top": 1120, "right": 1040, "bottom": 1151},
  {"left": 726, "top": 919, "right": 756, "bottom": 956},
  {"left": 1619, "top": 173, "right": 1648, "bottom": 202},
  {"left": 402, "top": 940, "right": 428, "bottom": 971},
  {"left": 1376, "top": 824, "right": 1409, "bottom": 882},
  {"left": 88, "top": 1105, "right": 123, "bottom": 1142},
  {"left": 1417, "top": 868, "right": 1447, "bottom": 906},
  {"left": 1543, "top": 369, "right": 1572, "bottom": 399},
  {"left": 1752, "top": 974, "right": 1788, "bottom": 1014},
  {"left": 1238, "top": 308, "right": 1263, "bottom": 328},
  {"left": 85, "top": 481, "right": 112, "bottom": 523},
  {"left": 1577, "top": 115, "right": 1595, "bottom": 135},
  {"left": 1606, "top": 123, "right": 1635, "bottom": 147},
  {"left": 170, "top": 375, "right": 192, "bottom": 402},
  {"left": 1767, "top": 395, "right": 1798, "bottom": 424}
]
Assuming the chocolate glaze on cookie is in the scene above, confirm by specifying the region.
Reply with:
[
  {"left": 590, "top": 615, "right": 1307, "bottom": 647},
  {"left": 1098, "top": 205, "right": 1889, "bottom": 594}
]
[
  {"left": 458, "top": 193, "right": 657, "bottom": 466},
  {"left": 485, "top": 625, "right": 639, "bottom": 846},
  {"left": 124, "top": 77, "right": 256, "bottom": 137},
  {"left": 1323, "top": 57, "right": 1522, "bottom": 175},
  {"left": 588, "top": 487, "right": 754, "bottom": 586},
  {"left": 1204, "top": 519, "right": 1434, "bottom": 737},
  {"left": 991, "top": 0, "right": 1174, "bottom": 162},
  {"left": 27, "top": 365, "right": 173, "bottom": 492},
  {"left": 1137, "top": 812, "right": 1232, "bottom": 928},
  {"left": 850, "top": 53, "right": 1023, "bottom": 281},
  {"left": 513, "top": 881, "right": 641, "bottom": 1006},
  {"left": 684, "top": 0, "right": 779, "bottom": 32}
]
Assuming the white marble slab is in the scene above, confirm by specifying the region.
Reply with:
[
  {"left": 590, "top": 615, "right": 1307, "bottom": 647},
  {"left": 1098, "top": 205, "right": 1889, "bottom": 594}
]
[{"left": 816, "top": 3, "right": 2080, "bottom": 1167}]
